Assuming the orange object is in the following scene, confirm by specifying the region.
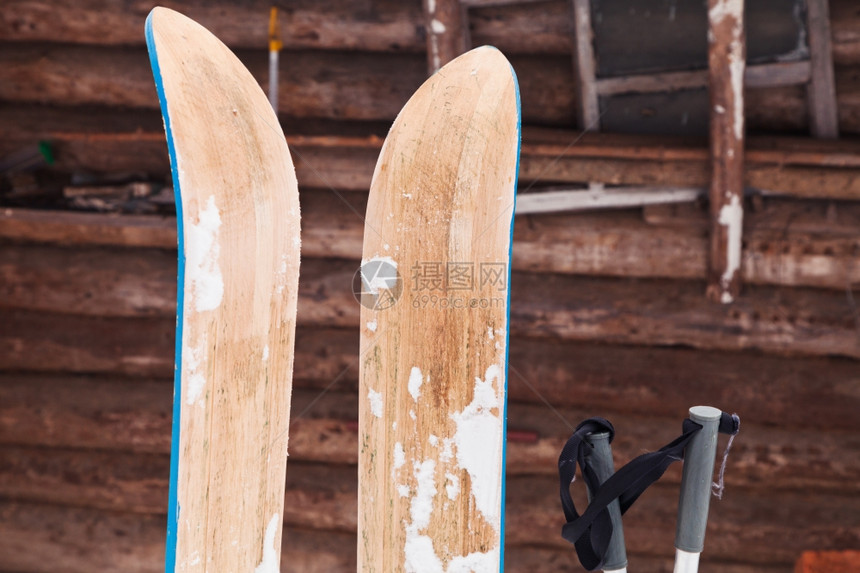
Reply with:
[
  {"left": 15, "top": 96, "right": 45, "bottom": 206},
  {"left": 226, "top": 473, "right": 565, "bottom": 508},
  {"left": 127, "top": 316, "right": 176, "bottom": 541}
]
[{"left": 795, "top": 550, "right": 860, "bottom": 573}]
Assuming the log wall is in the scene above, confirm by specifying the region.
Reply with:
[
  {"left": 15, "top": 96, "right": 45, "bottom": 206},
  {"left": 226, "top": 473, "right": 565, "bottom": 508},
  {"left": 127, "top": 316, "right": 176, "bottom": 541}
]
[{"left": 1, "top": 1, "right": 859, "bottom": 572}]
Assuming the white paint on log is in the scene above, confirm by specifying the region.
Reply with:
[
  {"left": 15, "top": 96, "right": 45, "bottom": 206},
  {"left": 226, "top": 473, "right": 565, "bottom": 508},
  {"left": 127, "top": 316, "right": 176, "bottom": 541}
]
[
  {"left": 718, "top": 195, "right": 744, "bottom": 303},
  {"left": 708, "top": 0, "right": 742, "bottom": 25}
]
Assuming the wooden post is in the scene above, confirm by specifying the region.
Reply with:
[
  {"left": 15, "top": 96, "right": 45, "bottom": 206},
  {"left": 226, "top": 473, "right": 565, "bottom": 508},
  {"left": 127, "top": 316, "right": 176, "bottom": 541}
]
[
  {"left": 570, "top": 0, "right": 600, "bottom": 131},
  {"left": 706, "top": 0, "right": 746, "bottom": 304},
  {"left": 806, "top": 0, "right": 839, "bottom": 138},
  {"left": 423, "top": 0, "right": 468, "bottom": 74}
]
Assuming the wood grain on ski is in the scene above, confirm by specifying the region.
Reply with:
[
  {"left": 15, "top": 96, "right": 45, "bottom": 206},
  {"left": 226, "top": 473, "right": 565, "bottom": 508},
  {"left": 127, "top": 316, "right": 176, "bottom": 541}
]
[
  {"left": 358, "top": 46, "right": 520, "bottom": 572},
  {"left": 146, "top": 7, "right": 300, "bottom": 572}
]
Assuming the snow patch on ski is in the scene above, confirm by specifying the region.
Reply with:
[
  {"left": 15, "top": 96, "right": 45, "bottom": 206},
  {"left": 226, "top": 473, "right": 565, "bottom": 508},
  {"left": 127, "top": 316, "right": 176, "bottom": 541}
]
[
  {"left": 368, "top": 388, "right": 384, "bottom": 418},
  {"left": 184, "top": 346, "right": 205, "bottom": 406},
  {"left": 404, "top": 459, "right": 444, "bottom": 573},
  {"left": 451, "top": 364, "right": 503, "bottom": 530},
  {"left": 409, "top": 366, "right": 423, "bottom": 401},
  {"left": 186, "top": 195, "right": 223, "bottom": 312},
  {"left": 394, "top": 442, "right": 406, "bottom": 470},
  {"left": 367, "top": 320, "right": 378, "bottom": 332},
  {"left": 254, "top": 513, "right": 280, "bottom": 573}
]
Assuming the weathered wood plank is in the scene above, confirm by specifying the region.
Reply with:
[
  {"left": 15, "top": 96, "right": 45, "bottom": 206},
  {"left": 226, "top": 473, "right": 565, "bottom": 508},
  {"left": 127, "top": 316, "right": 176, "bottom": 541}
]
[
  {"left": 3, "top": 104, "right": 860, "bottom": 196},
  {"left": 508, "top": 273, "right": 860, "bottom": 358},
  {"left": 2, "top": 254, "right": 859, "bottom": 360},
  {"left": 0, "top": 0, "right": 423, "bottom": 52},
  {"left": 0, "top": 244, "right": 177, "bottom": 316},
  {"left": 0, "top": 500, "right": 356, "bottom": 573},
  {"left": 0, "top": 45, "right": 573, "bottom": 125},
  {"left": 3, "top": 0, "right": 859, "bottom": 70},
  {"left": 5, "top": 42, "right": 860, "bottom": 135},
  {"left": 595, "top": 61, "right": 810, "bottom": 96},
  {"left": 3, "top": 376, "right": 858, "bottom": 493},
  {"left": 806, "top": 0, "right": 840, "bottom": 138},
  {"left": 707, "top": 0, "right": 747, "bottom": 303},
  {"left": 4, "top": 196, "right": 860, "bottom": 305},
  {"left": 644, "top": 199, "right": 860, "bottom": 236},
  {"left": 1, "top": 455, "right": 857, "bottom": 567},
  {"left": 423, "top": 0, "right": 468, "bottom": 73},
  {"left": 0, "top": 499, "right": 795, "bottom": 573},
  {"left": 0, "top": 208, "right": 178, "bottom": 248},
  {"left": 2, "top": 324, "right": 858, "bottom": 442},
  {"left": 570, "top": 0, "right": 600, "bottom": 130}
]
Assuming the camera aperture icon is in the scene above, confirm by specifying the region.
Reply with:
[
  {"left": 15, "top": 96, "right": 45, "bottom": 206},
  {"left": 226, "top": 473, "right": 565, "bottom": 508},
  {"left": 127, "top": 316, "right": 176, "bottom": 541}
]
[{"left": 353, "top": 256, "right": 402, "bottom": 310}]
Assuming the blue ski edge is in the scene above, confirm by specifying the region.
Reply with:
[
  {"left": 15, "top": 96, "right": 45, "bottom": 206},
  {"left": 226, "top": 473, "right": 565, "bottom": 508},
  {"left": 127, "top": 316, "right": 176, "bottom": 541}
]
[
  {"left": 499, "top": 59, "right": 522, "bottom": 573},
  {"left": 145, "top": 11, "right": 185, "bottom": 573}
]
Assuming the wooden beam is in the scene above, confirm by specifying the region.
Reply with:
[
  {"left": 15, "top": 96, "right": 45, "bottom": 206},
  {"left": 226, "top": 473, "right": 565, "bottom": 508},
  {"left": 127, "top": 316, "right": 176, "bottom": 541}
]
[
  {"left": 595, "top": 61, "right": 811, "bottom": 97},
  {"left": 0, "top": 463, "right": 857, "bottom": 569},
  {"left": 0, "top": 497, "right": 820, "bottom": 573},
  {"left": 806, "top": 0, "right": 840, "bottom": 138},
  {"left": 0, "top": 500, "right": 356, "bottom": 573},
  {"left": 0, "top": 208, "right": 177, "bottom": 248},
  {"left": 4, "top": 320, "right": 859, "bottom": 437},
  {"left": 7, "top": 189, "right": 860, "bottom": 292},
  {"left": 514, "top": 186, "right": 702, "bottom": 214},
  {"left": 707, "top": 0, "right": 747, "bottom": 303},
  {"left": 2, "top": 385, "right": 857, "bottom": 493},
  {"left": 3, "top": 105, "right": 860, "bottom": 198},
  {"left": 3, "top": 0, "right": 860, "bottom": 70},
  {"left": 2, "top": 258, "right": 859, "bottom": 362},
  {"left": 423, "top": 0, "right": 469, "bottom": 73},
  {"left": 644, "top": 199, "right": 860, "bottom": 237},
  {"left": 570, "top": 0, "right": 600, "bottom": 130}
]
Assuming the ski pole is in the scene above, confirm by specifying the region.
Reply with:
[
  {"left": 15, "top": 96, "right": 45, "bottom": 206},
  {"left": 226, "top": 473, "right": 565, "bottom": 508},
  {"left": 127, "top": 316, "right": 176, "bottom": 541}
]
[
  {"left": 584, "top": 431, "right": 628, "bottom": 573},
  {"left": 268, "top": 6, "right": 282, "bottom": 112},
  {"left": 673, "top": 406, "right": 721, "bottom": 573}
]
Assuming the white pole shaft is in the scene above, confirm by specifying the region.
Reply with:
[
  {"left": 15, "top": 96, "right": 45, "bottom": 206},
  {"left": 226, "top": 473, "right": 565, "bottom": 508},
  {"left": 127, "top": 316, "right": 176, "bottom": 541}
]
[
  {"left": 605, "top": 568, "right": 628, "bottom": 573},
  {"left": 268, "top": 50, "right": 279, "bottom": 112},
  {"left": 673, "top": 549, "right": 701, "bottom": 573}
]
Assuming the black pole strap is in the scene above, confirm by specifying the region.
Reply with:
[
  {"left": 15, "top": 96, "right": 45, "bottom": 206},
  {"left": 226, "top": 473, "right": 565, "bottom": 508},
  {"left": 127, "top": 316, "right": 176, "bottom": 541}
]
[{"left": 558, "top": 412, "right": 740, "bottom": 571}]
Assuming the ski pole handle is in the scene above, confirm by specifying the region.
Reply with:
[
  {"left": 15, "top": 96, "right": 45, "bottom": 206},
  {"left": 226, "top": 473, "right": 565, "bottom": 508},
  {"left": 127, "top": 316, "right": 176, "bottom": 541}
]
[
  {"left": 585, "top": 431, "right": 628, "bottom": 573},
  {"left": 674, "top": 405, "right": 722, "bottom": 573}
]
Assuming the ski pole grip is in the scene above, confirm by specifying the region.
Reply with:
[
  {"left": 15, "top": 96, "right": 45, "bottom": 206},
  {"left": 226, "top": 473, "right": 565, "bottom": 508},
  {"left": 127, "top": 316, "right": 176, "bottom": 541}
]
[
  {"left": 585, "top": 431, "right": 628, "bottom": 572},
  {"left": 675, "top": 405, "right": 722, "bottom": 553}
]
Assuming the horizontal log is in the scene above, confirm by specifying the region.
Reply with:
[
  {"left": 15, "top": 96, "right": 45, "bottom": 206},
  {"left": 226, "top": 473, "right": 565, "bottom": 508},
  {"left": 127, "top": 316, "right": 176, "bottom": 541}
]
[
  {"left": 0, "top": 500, "right": 355, "bottom": 573},
  {"left": 3, "top": 241, "right": 859, "bottom": 357},
  {"left": 1, "top": 451, "right": 857, "bottom": 568},
  {"left": 5, "top": 43, "right": 860, "bottom": 136},
  {"left": 0, "top": 499, "right": 790, "bottom": 573},
  {"left": 4, "top": 104, "right": 860, "bottom": 197},
  {"left": 3, "top": 309, "right": 859, "bottom": 447},
  {"left": 595, "top": 61, "right": 810, "bottom": 96},
  {"left": 0, "top": 44, "right": 574, "bottom": 124},
  {"left": 2, "top": 0, "right": 858, "bottom": 69},
  {"left": 3, "top": 196, "right": 859, "bottom": 306},
  {"left": 644, "top": 199, "right": 860, "bottom": 237},
  {"left": 3, "top": 375, "right": 858, "bottom": 494}
]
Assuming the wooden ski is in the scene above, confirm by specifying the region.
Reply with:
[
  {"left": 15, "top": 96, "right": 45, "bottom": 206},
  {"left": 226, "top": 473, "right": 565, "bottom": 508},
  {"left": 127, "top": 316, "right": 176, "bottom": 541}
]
[
  {"left": 145, "top": 7, "right": 300, "bottom": 572},
  {"left": 358, "top": 47, "right": 521, "bottom": 572}
]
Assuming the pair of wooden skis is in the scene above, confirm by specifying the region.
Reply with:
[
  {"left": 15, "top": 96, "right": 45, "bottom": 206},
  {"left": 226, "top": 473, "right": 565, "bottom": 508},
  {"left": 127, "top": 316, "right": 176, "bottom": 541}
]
[{"left": 146, "top": 7, "right": 519, "bottom": 572}]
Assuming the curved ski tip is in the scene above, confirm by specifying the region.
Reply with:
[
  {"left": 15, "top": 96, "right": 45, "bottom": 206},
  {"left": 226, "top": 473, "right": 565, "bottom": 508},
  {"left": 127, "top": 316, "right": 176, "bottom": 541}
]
[
  {"left": 442, "top": 45, "right": 515, "bottom": 77},
  {"left": 146, "top": 6, "right": 208, "bottom": 44}
]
